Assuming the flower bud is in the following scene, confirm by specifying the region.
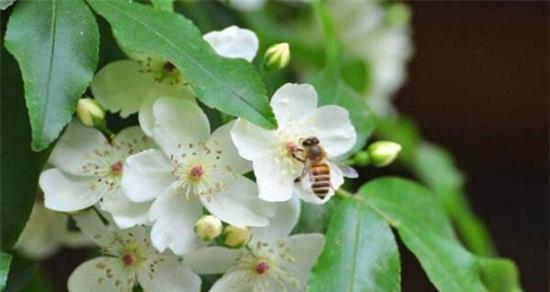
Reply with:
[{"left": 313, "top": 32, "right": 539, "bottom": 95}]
[
  {"left": 221, "top": 225, "right": 251, "bottom": 248},
  {"left": 264, "top": 42, "right": 290, "bottom": 69},
  {"left": 76, "top": 98, "right": 105, "bottom": 127},
  {"left": 194, "top": 215, "right": 223, "bottom": 241},
  {"left": 351, "top": 151, "right": 370, "bottom": 167},
  {"left": 367, "top": 141, "right": 402, "bottom": 167}
]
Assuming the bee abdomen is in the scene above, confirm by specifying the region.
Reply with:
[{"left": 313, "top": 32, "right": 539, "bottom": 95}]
[{"left": 311, "top": 163, "right": 331, "bottom": 198}]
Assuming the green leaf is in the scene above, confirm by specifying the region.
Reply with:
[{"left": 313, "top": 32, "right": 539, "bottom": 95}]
[
  {"left": 0, "top": 252, "right": 12, "bottom": 290},
  {"left": 88, "top": 0, "right": 276, "bottom": 129},
  {"left": 150, "top": 0, "right": 173, "bottom": 12},
  {"left": 294, "top": 199, "right": 337, "bottom": 234},
  {"left": 311, "top": 70, "right": 377, "bottom": 153},
  {"left": 413, "top": 143, "right": 496, "bottom": 256},
  {"left": 341, "top": 58, "right": 370, "bottom": 93},
  {"left": 308, "top": 198, "right": 400, "bottom": 292},
  {"left": 3, "top": 255, "right": 37, "bottom": 292},
  {"left": 479, "top": 258, "right": 522, "bottom": 292},
  {"left": 0, "top": 46, "right": 50, "bottom": 250},
  {"left": 360, "top": 177, "right": 488, "bottom": 292},
  {"left": 4, "top": 0, "right": 99, "bottom": 151}
]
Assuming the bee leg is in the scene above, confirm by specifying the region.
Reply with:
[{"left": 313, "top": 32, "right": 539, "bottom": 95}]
[{"left": 291, "top": 153, "right": 305, "bottom": 163}]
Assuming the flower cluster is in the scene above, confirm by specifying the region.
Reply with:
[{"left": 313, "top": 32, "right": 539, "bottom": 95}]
[{"left": 36, "top": 25, "right": 358, "bottom": 292}]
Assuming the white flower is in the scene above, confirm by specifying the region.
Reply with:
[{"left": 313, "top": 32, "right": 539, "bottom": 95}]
[
  {"left": 68, "top": 210, "right": 200, "bottom": 292},
  {"left": 39, "top": 121, "right": 154, "bottom": 228},
  {"left": 230, "top": 83, "right": 356, "bottom": 204},
  {"left": 15, "top": 200, "right": 93, "bottom": 259},
  {"left": 329, "top": 1, "right": 413, "bottom": 116},
  {"left": 186, "top": 197, "right": 326, "bottom": 292},
  {"left": 91, "top": 25, "right": 259, "bottom": 136},
  {"left": 121, "top": 97, "right": 273, "bottom": 255}
]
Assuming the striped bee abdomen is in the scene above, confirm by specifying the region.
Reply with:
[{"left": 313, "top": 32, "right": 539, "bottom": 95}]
[{"left": 310, "top": 162, "right": 331, "bottom": 198}]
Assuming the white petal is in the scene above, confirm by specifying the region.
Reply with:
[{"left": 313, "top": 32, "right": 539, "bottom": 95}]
[
  {"left": 72, "top": 210, "right": 117, "bottom": 247},
  {"left": 285, "top": 233, "right": 326, "bottom": 286},
  {"left": 201, "top": 175, "right": 271, "bottom": 227},
  {"left": 230, "top": 119, "right": 277, "bottom": 161},
  {"left": 253, "top": 151, "right": 295, "bottom": 202},
  {"left": 138, "top": 96, "right": 157, "bottom": 137},
  {"left": 67, "top": 257, "right": 131, "bottom": 292},
  {"left": 40, "top": 169, "right": 102, "bottom": 212},
  {"left": 48, "top": 121, "right": 108, "bottom": 175},
  {"left": 152, "top": 97, "right": 210, "bottom": 157},
  {"left": 149, "top": 184, "right": 203, "bottom": 255},
  {"left": 122, "top": 149, "right": 175, "bottom": 203},
  {"left": 100, "top": 190, "right": 151, "bottom": 229},
  {"left": 209, "top": 271, "right": 248, "bottom": 292},
  {"left": 138, "top": 256, "right": 201, "bottom": 292},
  {"left": 271, "top": 83, "right": 318, "bottom": 128},
  {"left": 185, "top": 247, "right": 240, "bottom": 275},
  {"left": 294, "top": 162, "right": 343, "bottom": 205},
  {"left": 207, "top": 121, "right": 251, "bottom": 174},
  {"left": 91, "top": 60, "right": 155, "bottom": 117},
  {"left": 203, "top": 26, "right": 259, "bottom": 62},
  {"left": 112, "top": 126, "right": 154, "bottom": 157},
  {"left": 302, "top": 105, "right": 356, "bottom": 157},
  {"left": 252, "top": 195, "right": 300, "bottom": 243}
]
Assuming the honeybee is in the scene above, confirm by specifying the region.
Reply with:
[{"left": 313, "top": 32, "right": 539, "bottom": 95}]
[{"left": 292, "top": 136, "right": 358, "bottom": 198}]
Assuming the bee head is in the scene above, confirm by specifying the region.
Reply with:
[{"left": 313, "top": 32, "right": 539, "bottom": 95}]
[{"left": 301, "top": 137, "right": 320, "bottom": 147}]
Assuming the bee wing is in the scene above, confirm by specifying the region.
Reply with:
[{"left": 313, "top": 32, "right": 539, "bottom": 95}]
[{"left": 327, "top": 157, "right": 359, "bottom": 178}]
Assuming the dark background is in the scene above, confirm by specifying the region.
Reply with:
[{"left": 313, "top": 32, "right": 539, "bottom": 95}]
[{"left": 396, "top": 2, "right": 548, "bottom": 291}]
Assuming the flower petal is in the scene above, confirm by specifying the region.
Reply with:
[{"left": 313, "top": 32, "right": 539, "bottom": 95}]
[
  {"left": 40, "top": 169, "right": 102, "bottom": 212},
  {"left": 138, "top": 96, "right": 158, "bottom": 137},
  {"left": 111, "top": 126, "right": 153, "bottom": 157},
  {"left": 100, "top": 190, "right": 151, "bottom": 229},
  {"left": 271, "top": 83, "right": 318, "bottom": 128},
  {"left": 303, "top": 105, "right": 356, "bottom": 157},
  {"left": 152, "top": 97, "right": 210, "bottom": 157},
  {"left": 251, "top": 195, "right": 300, "bottom": 243},
  {"left": 91, "top": 60, "right": 156, "bottom": 117},
  {"left": 68, "top": 257, "right": 131, "bottom": 292},
  {"left": 203, "top": 26, "right": 259, "bottom": 62},
  {"left": 200, "top": 175, "right": 271, "bottom": 227},
  {"left": 185, "top": 247, "right": 240, "bottom": 275},
  {"left": 138, "top": 256, "right": 201, "bottom": 292},
  {"left": 72, "top": 210, "right": 117, "bottom": 247},
  {"left": 48, "top": 121, "right": 108, "bottom": 175},
  {"left": 253, "top": 151, "right": 295, "bottom": 202},
  {"left": 209, "top": 271, "right": 249, "bottom": 292},
  {"left": 207, "top": 121, "right": 251, "bottom": 174},
  {"left": 122, "top": 149, "right": 175, "bottom": 203},
  {"left": 230, "top": 119, "right": 276, "bottom": 161},
  {"left": 149, "top": 184, "right": 203, "bottom": 255},
  {"left": 285, "top": 233, "right": 326, "bottom": 286}
]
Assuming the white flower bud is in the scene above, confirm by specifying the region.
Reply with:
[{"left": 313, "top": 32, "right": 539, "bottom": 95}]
[
  {"left": 367, "top": 141, "right": 402, "bottom": 167},
  {"left": 222, "top": 225, "right": 251, "bottom": 248},
  {"left": 194, "top": 215, "right": 223, "bottom": 241},
  {"left": 76, "top": 98, "right": 105, "bottom": 127},
  {"left": 264, "top": 42, "right": 290, "bottom": 69}
]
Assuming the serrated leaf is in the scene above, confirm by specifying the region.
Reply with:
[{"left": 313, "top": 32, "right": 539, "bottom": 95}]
[
  {"left": 0, "top": 252, "right": 12, "bottom": 290},
  {"left": 4, "top": 0, "right": 99, "bottom": 151},
  {"left": 0, "top": 47, "right": 50, "bottom": 250},
  {"left": 88, "top": 0, "right": 276, "bottom": 130},
  {"left": 308, "top": 198, "right": 400, "bottom": 292},
  {"left": 360, "top": 177, "right": 489, "bottom": 292}
]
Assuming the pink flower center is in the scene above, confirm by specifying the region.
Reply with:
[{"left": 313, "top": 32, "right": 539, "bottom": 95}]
[
  {"left": 255, "top": 261, "right": 270, "bottom": 274},
  {"left": 111, "top": 161, "right": 123, "bottom": 174},
  {"left": 122, "top": 254, "right": 134, "bottom": 266},
  {"left": 286, "top": 142, "right": 298, "bottom": 156},
  {"left": 189, "top": 165, "right": 204, "bottom": 179}
]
